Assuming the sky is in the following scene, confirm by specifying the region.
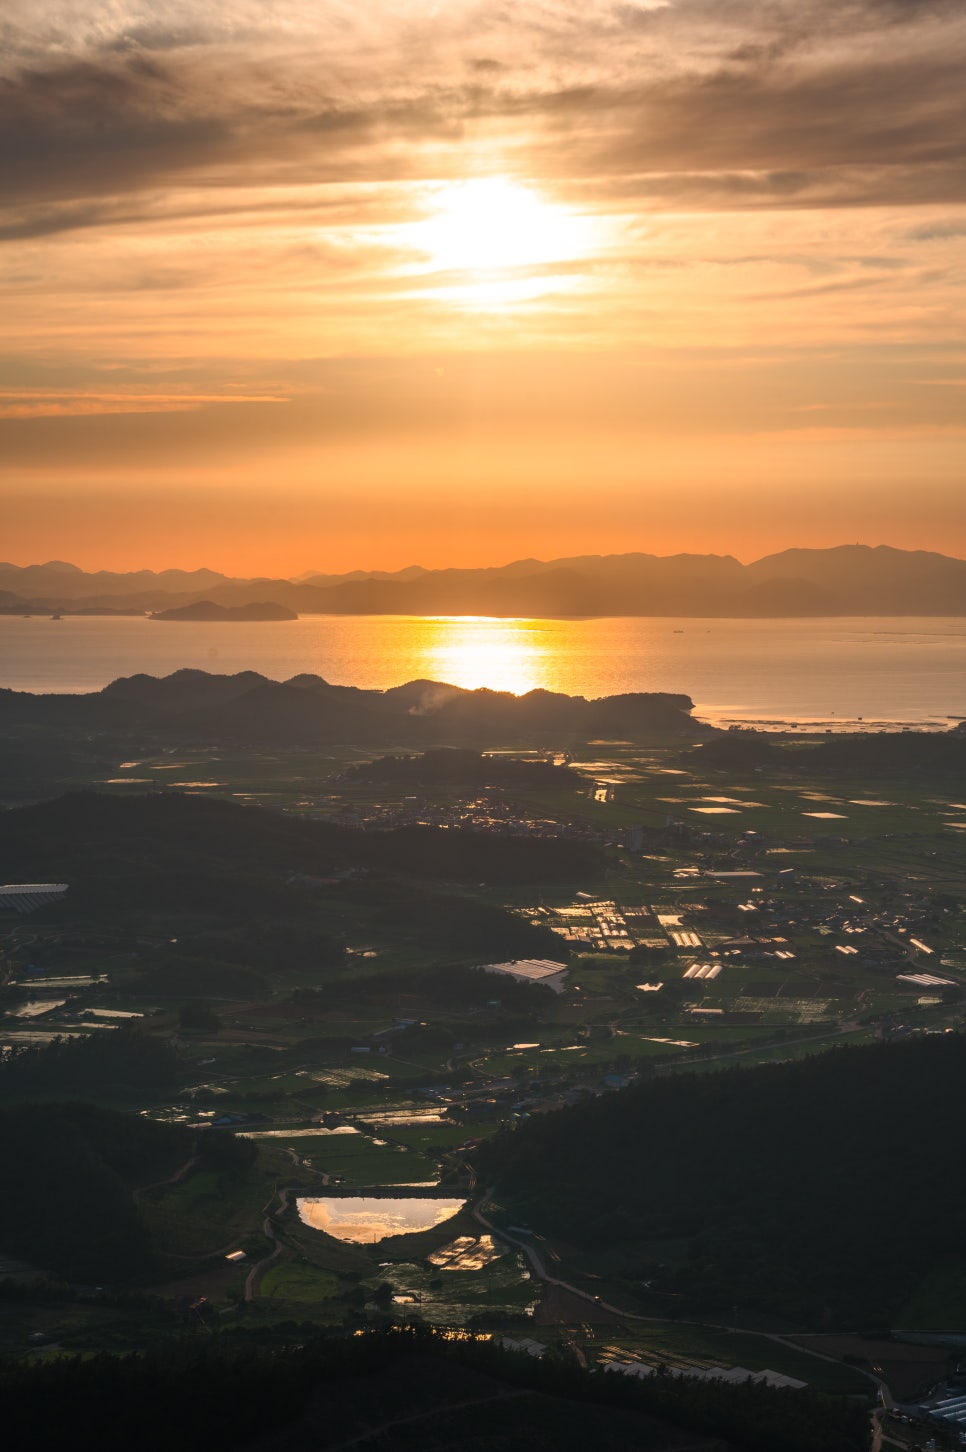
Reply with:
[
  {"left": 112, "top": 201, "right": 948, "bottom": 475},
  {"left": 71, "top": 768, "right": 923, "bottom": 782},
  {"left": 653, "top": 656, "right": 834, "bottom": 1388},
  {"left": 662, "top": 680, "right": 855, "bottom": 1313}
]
[{"left": 2, "top": 0, "right": 965, "bottom": 575}]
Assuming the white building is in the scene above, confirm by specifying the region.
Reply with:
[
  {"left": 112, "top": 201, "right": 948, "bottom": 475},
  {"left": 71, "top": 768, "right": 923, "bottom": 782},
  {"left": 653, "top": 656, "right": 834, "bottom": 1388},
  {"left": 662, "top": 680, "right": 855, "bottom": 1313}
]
[
  {"left": 478, "top": 958, "right": 568, "bottom": 993},
  {"left": 0, "top": 883, "right": 68, "bottom": 914}
]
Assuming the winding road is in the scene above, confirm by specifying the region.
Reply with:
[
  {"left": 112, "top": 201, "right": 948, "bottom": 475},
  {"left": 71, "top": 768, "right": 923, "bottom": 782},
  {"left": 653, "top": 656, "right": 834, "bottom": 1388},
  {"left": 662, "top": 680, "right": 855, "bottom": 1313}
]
[{"left": 472, "top": 1191, "right": 894, "bottom": 1407}]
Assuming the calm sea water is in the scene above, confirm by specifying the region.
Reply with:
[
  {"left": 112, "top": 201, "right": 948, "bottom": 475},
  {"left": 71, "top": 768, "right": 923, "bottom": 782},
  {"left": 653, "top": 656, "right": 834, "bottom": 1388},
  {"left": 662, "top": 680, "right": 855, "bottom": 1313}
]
[{"left": 1, "top": 614, "right": 964, "bottom": 729}]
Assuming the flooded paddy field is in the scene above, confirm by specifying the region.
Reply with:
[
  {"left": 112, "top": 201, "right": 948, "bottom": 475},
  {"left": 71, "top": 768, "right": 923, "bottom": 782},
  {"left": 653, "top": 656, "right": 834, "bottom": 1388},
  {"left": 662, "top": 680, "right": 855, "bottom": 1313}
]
[
  {"left": 364, "top": 1250, "right": 538, "bottom": 1326},
  {"left": 594, "top": 1324, "right": 871, "bottom": 1395}
]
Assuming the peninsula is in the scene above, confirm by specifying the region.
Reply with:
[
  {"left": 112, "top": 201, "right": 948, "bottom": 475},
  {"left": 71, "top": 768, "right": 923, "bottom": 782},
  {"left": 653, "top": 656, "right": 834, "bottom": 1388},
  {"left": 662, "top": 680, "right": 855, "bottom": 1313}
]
[{"left": 150, "top": 600, "right": 298, "bottom": 622}]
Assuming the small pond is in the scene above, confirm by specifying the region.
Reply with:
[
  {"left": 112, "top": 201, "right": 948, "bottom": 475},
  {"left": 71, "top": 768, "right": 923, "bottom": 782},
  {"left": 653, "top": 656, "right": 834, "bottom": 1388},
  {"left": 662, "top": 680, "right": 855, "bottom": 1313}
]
[{"left": 297, "top": 1195, "right": 466, "bottom": 1243}]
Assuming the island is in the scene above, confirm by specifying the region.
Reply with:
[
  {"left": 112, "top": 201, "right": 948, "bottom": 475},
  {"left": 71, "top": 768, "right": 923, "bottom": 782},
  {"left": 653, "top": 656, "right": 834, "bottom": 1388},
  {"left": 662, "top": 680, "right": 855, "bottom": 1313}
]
[{"left": 150, "top": 600, "right": 298, "bottom": 621}]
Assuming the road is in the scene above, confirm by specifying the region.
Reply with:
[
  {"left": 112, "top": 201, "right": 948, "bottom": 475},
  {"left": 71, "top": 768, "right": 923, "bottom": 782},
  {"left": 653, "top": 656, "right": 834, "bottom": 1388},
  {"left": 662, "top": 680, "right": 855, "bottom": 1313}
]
[
  {"left": 244, "top": 1184, "right": 297, "bottom": 1302},
  {"left": 244, "top": 1210, "right": 284, "bottom": 1302},
  {"left": 473, "top": 1192, "right": 894, "bottom": 1405}
]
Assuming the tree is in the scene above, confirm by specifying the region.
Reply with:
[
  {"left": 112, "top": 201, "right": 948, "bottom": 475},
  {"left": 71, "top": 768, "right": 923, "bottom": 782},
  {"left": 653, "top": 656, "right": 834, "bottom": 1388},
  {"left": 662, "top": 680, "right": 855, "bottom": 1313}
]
[{"left": 178, "top": 1001, "right": 223, "bottom": 1033}]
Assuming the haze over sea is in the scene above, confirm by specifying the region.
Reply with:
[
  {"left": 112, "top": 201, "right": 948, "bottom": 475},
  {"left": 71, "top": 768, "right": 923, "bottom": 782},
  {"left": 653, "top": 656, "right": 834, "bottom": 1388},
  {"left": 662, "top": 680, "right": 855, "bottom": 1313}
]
[{"left": 2, "top": 614, "right": 965, "bottom": 731}]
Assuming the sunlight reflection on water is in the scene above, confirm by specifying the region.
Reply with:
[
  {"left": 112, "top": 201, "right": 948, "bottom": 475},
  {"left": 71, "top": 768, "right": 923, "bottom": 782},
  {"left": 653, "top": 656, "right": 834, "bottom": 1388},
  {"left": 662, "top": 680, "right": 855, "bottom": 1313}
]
[
  {"left": 416, "top": 616, "right": 551, "bottom": 694},
  {"left": 297, "top": 1195, "right": 466, "bottom": 1243},
  {"left": 2, "top": 614, "right": 964, "bottom": 724}
]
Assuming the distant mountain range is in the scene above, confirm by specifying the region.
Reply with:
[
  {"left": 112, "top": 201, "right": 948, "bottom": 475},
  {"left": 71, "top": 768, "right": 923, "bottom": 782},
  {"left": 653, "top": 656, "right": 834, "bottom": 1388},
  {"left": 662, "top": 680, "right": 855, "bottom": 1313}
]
[
  {"left": 0, "top": 670, "right": 703, "bottom": 745},
  {"left": 2, "top": 544, "right": 966, "bottom": 616}
]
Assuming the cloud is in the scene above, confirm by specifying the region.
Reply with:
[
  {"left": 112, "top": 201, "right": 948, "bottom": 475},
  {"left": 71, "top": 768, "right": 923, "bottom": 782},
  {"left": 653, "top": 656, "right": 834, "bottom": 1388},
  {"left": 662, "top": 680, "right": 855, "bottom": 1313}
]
[
  {"left": 0, "top": 0, "right": 963, "bottom": 218},
  {"left": 0, "top": 389, "right": 286, "bottom": 419}
]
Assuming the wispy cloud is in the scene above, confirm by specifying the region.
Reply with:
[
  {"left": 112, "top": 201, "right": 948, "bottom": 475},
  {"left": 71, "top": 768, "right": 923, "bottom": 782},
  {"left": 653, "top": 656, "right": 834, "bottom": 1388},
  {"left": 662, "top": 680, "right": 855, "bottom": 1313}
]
[
  {"left": 3, "top": 0, "right": 966, "bottom": 570},
  {"left": 1, "top": 1, "right": 964, "bottom": 213},
  {"left": 0, "top": 388, "right": 286, "bottom": 419}
]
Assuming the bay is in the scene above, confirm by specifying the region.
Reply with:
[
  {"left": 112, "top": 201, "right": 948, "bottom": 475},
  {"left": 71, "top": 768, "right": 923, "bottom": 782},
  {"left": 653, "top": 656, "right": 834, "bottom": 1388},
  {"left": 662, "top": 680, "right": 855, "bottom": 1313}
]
[{"left": 1, "top": 613, "right": 964, "bottom": 728}]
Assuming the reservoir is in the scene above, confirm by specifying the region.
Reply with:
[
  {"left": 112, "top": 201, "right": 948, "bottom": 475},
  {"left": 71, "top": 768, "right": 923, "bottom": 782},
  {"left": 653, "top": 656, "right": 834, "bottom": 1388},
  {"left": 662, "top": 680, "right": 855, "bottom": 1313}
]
[
  {"left": 297, "top": 1195, "right": 467, "bottom": 1243},
  {"left": 1, "top": 613, "right": 965, "bottom": 727}
]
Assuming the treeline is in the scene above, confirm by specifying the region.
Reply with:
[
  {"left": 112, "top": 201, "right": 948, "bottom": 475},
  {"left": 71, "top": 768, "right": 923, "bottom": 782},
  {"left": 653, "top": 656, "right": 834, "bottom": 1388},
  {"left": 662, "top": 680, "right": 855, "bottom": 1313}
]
[
  {"left": 810, "top": 730, "right": 966, "bottom": 776},
  {"left": 368, "top": 881, "right": 566, "bottom": 959},
  {"left": 135, "top": 922, "right": 348, "bottom": 999},
  {"left": 293, "top": 961, "right": 555, "bottom": 1013},
  {"left": 344, "top": 748, "right": 580, "bottom": 791},
  {"left": 0, "top": 1027, "right": 177, "bottom": 1099},
  {"left": 360, "top": 823, "right": 599, "bottom": 886},
  {"left": 291, "top": 961, "right": 549, "bottom": 1060},
  {"left": 686, "top": 728, "right": 966, "bottom": 777},
  {"left": 0, "top": 1326, "right": 869, "bottom": 1452},
  {"left": 479, "top": 1033, "right": 966, "bottom": 1328},
  {"left": 0, "top": 1100, "right": 254, "bottom": 1281}
]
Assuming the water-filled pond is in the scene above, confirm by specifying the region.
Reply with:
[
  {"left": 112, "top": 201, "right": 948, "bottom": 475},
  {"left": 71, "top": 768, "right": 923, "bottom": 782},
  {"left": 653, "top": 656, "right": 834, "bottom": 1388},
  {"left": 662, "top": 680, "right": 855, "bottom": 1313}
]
[{"left": 297, "top": 1195, "right": 466, "bottom": 1243}]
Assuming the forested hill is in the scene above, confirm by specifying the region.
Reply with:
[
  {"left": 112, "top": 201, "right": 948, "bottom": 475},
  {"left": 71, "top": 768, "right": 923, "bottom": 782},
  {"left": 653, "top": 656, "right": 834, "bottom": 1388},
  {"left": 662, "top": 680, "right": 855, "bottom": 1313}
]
[
  {"left": 479, "top": 1033, "right": 966, "bottom": 1329},
  {"left": 0, "top": 1102, "right": 199, "bottom": 1280},
  {"left": 0, "top": 670, "right": 702, "bottom": 745},
  {"left": 0, "top": 790, "right": 601, "bottom": 902}
]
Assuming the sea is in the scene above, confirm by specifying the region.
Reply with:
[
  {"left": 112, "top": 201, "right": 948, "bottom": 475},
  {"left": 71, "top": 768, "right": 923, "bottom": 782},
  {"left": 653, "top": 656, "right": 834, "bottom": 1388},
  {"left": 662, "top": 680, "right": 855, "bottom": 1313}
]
[{"left": 1, "top": 613, "right": 964, "bottom": 731}]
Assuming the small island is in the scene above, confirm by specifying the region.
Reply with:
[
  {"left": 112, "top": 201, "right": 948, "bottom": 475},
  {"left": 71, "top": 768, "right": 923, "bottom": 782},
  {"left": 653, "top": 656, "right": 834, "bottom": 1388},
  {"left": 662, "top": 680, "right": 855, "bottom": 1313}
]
[{"left": 150, "top": 600, "right": 298, "bottom": 622}]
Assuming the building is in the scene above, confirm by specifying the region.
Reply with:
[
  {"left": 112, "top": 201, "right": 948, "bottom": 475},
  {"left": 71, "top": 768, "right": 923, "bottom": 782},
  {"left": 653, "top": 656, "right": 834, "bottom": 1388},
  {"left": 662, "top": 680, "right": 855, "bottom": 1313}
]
[
  {"left": 478, "top": 958, "right": 568, "bottom": 993},
  {"left": 0, "top": 883, "right": 68, "bottom": 914}
]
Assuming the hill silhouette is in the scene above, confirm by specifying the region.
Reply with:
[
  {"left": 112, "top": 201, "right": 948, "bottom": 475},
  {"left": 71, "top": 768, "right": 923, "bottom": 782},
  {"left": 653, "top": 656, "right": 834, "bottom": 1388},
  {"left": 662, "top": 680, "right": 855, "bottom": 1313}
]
[
  {"left": 3, "top": 544, "right": 966, "bottom": 616},
  {"left": 0, "top": 670, "right": 702, "bottom": 745}
]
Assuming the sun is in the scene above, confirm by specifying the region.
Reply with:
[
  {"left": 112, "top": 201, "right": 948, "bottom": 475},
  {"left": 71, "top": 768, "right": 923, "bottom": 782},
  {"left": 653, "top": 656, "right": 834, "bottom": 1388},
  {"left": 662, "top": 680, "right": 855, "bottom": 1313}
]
[{"left": 413, "top": 177, "right": 589, "bottom": 274}]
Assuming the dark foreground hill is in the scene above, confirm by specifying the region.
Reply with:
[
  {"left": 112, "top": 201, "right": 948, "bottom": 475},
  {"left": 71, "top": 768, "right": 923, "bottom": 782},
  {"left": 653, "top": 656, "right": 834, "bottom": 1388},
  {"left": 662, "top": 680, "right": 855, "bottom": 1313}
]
[
  {"left": 479, "top": 1033, "right": 966, "bottom": 1330},
  {"left": 0, "top": 1100, "right": 248, "bottom": 1281},
  {"left": 0, "top": 1328, "right": 868, "bottom": 1452},
  {"left": 0, "top": 669, "right": 702, "bottom": 745}
]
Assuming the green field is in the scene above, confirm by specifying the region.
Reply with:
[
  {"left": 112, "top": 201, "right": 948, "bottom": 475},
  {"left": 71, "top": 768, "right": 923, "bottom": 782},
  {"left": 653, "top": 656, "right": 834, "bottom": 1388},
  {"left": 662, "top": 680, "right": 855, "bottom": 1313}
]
[
  {"left": 138, "top": 1146, "right": 287, "bottom": 1262},
  {"left": 245, "top": 1129, "right": 440, "bottom": 1185},
  {"left": 259, "top": 1259, "right": 342, "bottom": 1303}
]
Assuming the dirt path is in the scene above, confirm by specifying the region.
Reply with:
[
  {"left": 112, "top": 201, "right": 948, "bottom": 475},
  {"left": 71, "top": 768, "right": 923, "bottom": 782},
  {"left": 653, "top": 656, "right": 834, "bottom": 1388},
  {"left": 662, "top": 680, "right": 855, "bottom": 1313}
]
[
  {"left": 243, "top": 1184, "right": 294, "bottom": 1302},
  {"left": 132, "top": 1153, "right": 199, "bottom": 1202},
  {"left": 244, "top": 1214, "right": 285, "bottom": 1302}
]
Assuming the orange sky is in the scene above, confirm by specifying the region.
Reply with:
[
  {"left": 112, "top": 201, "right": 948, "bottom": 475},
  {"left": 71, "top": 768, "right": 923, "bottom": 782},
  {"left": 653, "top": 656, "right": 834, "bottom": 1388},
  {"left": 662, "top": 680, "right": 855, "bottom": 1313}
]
[{"left": 2, "top": 1, "right": 966, "bottom": 574}]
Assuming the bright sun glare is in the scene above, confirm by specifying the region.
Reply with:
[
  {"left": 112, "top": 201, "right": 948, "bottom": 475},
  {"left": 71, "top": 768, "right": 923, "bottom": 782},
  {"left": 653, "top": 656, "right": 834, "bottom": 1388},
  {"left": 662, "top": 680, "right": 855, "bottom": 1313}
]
[
  {"left": 419, "top": 616, "right": 552, "bottom": 695},
  {"left": 413, "top": 177, "right": 590, "bottom": 278}
]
